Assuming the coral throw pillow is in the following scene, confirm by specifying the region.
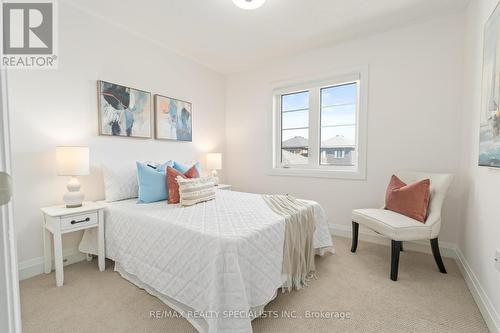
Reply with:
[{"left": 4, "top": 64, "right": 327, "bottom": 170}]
[
  {"left": 167, "top": 165, "right": 199, "bottom": 204},
  {"left": 385, "top": 175, "right": 431, "bottom": 223}
]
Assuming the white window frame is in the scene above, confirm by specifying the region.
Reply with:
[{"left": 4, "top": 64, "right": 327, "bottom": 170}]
[{"left": 270, "top": 66, "right": 368, "bottom": 180}]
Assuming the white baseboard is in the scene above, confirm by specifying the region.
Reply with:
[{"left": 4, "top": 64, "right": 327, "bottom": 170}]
[
  {"left": 455, "top": 248, "right": 500, "bottom": 333},
  {"left": 18, "top": 248, "right": 86, "bottom": 281},
  {"left": 329, "top": 223, "right": 457, "bottom": 258},
  {"left": 330, "top": 223, "right": 499, "bottom": 333}
]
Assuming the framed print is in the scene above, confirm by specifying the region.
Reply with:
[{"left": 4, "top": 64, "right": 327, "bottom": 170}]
[
  {"left": 479, "top": 3, "right": 500, "bottom": 167},
  {"left": 154, "top": 94, "right": 192, "bottom": 141},
  {"left": 98, "top": 80, "right": 152, "bottom": 138}
]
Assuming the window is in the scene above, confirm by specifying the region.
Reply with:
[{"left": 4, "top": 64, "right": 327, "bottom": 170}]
[
  {"left": 272, "top": 68, "right": 368, "bottom": 179},
  {"left": 320, "top": 83, "right": 357, "bottom": 166},
  {"left": 281, "top": 91, "right": 309, "bottom": 166}
]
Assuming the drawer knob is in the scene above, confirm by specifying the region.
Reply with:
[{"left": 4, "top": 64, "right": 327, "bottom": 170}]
[{"left": 71, "top": 217, "right": 90, "bottom": 225}]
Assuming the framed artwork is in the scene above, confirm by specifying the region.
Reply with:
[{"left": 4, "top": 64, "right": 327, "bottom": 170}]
[
  {"left": 97, "top": 80, "right": 152, "bottom": 138},
  {"left": 479, "top": 3, "right": 500, "bottom": 167},
  {"left": 154, "top": 94, "right": 192, "bottom": 141}
]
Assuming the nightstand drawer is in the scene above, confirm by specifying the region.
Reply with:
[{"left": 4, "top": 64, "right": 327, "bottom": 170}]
[{"left": 61, "top": 212, "right": 98, "bottom": 230}]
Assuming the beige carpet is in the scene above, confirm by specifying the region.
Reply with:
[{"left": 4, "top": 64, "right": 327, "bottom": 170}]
[{"left": 20, "top": 237, "right": 488, "bottom": 333}]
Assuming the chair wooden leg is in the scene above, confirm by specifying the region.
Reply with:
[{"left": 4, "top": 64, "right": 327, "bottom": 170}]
[
  {"left": 351, "top": 222, "right": 359, "bottom": 253},
  {"left": 391, "top": 240, "right": 402, "bottom": 281},
  {"left": 400, "top": 242, "right": 404, "bottom": 252},
  {"left": 430, "top": 238, "right": 447, "bottom": 274}
]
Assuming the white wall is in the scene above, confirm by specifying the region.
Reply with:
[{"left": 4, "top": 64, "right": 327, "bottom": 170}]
[
  {"left": 225, "top": 14, "right": 465, "bottom": 244},
  {"left": 460, "top": 0, "right": 500, "bottom": 326},
  {"left": 7, "top": 2, "right": 226, "bottom": 264}
]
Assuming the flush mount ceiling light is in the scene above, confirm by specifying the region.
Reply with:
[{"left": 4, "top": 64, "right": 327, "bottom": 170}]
[{"left": 233, "top": 0, "right": 266, "bottom": 10}]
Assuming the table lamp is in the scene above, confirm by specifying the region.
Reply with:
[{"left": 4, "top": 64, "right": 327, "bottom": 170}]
[
  {"left": 56, "top": 146, "right": 89, "bottom": 208},
  {"left": 206, "top": 153, "right": 222, "bottom": 185}
]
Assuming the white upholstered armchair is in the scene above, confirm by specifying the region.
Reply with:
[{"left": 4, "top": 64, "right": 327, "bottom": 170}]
[{"left": 351, "top": 171, "right": 453, "bottom": 281}]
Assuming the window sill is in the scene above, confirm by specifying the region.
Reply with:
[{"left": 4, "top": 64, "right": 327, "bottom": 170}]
[{"left": 268, "top": 167, "right": 366, "bottom": 180}]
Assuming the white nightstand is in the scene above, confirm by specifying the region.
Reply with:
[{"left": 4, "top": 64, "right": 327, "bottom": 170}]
[
  {"left": 41, "top": 202, "right": 106, "bottom": 287},
  {"left": 216, "top": 184, "right": 232, "bottom": 190}
]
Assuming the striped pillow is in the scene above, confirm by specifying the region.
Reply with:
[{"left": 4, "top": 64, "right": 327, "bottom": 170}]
[{"left": 177, "top": 176, "right": 216, "bottom": 206}]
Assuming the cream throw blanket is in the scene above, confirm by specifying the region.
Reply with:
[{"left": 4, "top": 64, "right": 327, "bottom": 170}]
[{"left": 262, "top": 194, "right": 316, "bottom": 291}]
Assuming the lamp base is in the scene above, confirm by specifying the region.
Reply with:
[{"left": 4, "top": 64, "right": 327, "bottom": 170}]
[
  {"left": 63, "top": 177, "right": 84, "bottom": 208},
  {"left": 211, "top": 170, "right": 219, "bottom": 185},
  {"left": 65, "top": 203, "right": 83, "bottom": 208}
]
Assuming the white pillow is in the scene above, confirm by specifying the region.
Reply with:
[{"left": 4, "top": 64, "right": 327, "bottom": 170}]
[
  {"left": 102, "top": 164, "right": 138, "bottom": 202},
  {"left": 177, "top": 176, "right": 216, "bottom": 207}
]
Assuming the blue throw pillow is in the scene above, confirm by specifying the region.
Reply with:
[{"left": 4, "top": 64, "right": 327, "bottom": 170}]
[
  {"left": 156, "top": 160, "right": 174, "bottom": 173},
  {"left": 136, "top": 161, "right": 173, "bottom": 203},
  {"left": 173, "top": 161, "right": 202, "bottom": 175}
]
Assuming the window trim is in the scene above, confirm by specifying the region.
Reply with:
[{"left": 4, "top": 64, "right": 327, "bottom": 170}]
[{"left": 270, "top": 66, "right": 369, "bottom": 180}]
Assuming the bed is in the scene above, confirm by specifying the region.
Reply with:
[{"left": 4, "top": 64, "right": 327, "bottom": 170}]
[{"left": 79, "top": 189, "right": 334, "bottom": 333}]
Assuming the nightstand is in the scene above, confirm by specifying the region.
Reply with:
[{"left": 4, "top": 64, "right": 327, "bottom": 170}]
[
  {"left": 41, "top": 202, "right": 106, "bottom": 287},
  {"left": 216, "top": 184, "right": 232, "bottom": 190}
]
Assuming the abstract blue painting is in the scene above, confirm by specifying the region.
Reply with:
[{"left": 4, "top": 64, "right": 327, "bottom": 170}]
[
  {"left": 154, "top": 95, "right": 192, "bottom": 142},
  {"left": 98, "top": 81, "right": 151, "bottom": 138},
  {"left": 479, "top": 3, "right": 500, "bottom": 168}
]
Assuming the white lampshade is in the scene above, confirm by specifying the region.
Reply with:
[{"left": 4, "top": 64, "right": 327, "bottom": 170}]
[
  {"left": 206, "top": 153, "right": 222, "bottom": 170},
  {"left": 56, "top": 146, "right": 90, "bottom": 176}
]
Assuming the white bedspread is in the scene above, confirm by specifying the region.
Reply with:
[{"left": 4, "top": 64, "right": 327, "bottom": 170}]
[{"left": 79, "top": 190, "right": 333, "bottom": 333}]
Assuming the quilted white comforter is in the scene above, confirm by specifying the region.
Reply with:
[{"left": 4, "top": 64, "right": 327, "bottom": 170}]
[{"left": 80, "top": 189, "right": 334, "bottom": 333}]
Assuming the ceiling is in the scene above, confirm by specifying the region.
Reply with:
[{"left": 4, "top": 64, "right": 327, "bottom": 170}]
[{"left": 68, "top": 0, "right": 469, "bottom": 74}]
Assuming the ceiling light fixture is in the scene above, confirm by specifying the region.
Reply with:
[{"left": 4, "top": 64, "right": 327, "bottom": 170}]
[{"left": 233, "top": 0, "right": 266, "bottom": 10}]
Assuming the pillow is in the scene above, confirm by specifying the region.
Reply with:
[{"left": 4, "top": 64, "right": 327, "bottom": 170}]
[
  {"left": 136, "top": 161, "right": 173, "bottom": 203},
  {"left": 102, "top": 164, "right": 138, "bottom": 202},
  {"left": 385, "top": 175, "right": 431, "bottom": 222},
  {"left": 167, "top": 165, "right": 199, "bottom": 204},
  {"left": 156, "top": 160, "right": 174, "bottom": 173},
  {"left": 177, "top": 176, "right": 216, "bottom": 207},
  {"left": 173, "top": 161, "right": 202, "bottom": 175}
]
